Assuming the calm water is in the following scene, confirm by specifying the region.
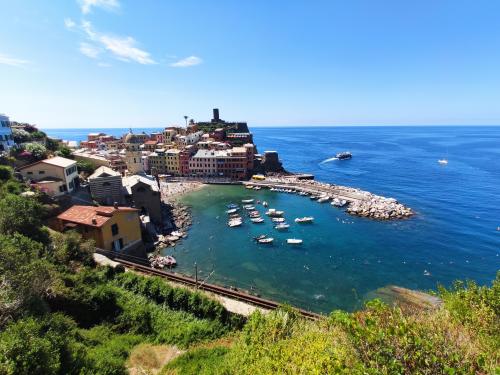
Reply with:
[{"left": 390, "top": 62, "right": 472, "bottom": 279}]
[{"left": 46, "top": 126, "right": 500, "bottom": 313}]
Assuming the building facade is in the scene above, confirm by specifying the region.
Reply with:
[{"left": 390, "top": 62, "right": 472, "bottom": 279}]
[
  {"left": 18, "top": 156, "right": 79, "bottom": 196},
  {"left": 0, "top": 114, "right": 15, "bottom": 152},
  {"left": 88, "top": 166, "right": 124, "bottom": 205},
  {"left": 57, "top": 205, "right": 142, "bottom": 252}
]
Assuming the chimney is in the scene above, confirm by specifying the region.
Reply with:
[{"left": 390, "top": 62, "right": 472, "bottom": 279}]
[{"left": 92, "top": 218, "right": 97, "bottom": 225}]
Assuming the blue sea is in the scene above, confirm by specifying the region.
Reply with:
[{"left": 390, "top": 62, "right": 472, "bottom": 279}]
[{"left": 45, "top": 126, "right": 500, "bottom": 312}]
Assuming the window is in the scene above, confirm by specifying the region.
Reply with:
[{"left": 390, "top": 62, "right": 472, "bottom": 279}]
[
  {"left": 69, "top": 181, "right": 74, "bottom": 189},
  {"left": 39, "top": 170, "right": 45, "bottom": 174},
  {"left": 111, "top": 223, "right": 119, "bottom": 236},
  {"left": 27, "top": 171, "right": 33, "bottom": 175}
]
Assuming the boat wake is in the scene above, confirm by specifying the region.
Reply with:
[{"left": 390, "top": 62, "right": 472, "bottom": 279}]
[{"left": 320, "top": 156, "right": 338, "bottom": 164}]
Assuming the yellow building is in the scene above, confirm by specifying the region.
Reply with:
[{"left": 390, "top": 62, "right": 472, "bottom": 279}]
[
  {"left": 165, "top": 149, "right": 180, "bottom": 175},
  {"left": 57, "top": 205, "right": 142, "bottom": 252}
]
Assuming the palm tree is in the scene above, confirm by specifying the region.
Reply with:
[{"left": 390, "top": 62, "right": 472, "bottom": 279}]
[{"left": 184, "top": 116, "right": 188, "bottom": 127}]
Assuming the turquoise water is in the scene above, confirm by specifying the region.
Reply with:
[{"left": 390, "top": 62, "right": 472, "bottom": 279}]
[{"left": 46, "top": 126, "right": 500, "bottom": 313}]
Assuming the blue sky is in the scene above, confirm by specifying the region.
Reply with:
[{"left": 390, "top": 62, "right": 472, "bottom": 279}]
[{"left": 1, "top": 0, "right": 500, "bottom": 128}]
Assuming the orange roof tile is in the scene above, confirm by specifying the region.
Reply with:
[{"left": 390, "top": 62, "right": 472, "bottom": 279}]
[{"left": 57, "top": 205, "right": 138, "bottom": 227}]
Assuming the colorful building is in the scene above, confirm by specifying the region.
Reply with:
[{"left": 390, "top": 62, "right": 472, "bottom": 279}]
[{"left": 57, "top": 205, "right": 142, "bottom": 252}]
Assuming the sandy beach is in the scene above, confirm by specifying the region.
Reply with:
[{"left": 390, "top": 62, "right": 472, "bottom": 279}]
[{"left": 160, "top": 181, "right": 206, "bottom": 202}]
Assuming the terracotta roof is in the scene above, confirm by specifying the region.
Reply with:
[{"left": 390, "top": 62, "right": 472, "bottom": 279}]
[
  {"left": 145, "top": 140, "right": 158, "bottom": 145},
  {"left": 58, "top": 205, "right": 138, "bottom": 227}
]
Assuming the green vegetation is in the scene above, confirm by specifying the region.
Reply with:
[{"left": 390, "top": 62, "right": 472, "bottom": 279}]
[{"left": 0, "top": 156, "right": 498, "bottom": 374}]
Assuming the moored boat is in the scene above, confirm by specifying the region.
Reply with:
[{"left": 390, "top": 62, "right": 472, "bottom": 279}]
[
  {"left": 226, "top": 208, "right": 239, "bottom": 214},
  {"left": 274, "top": 223, "right": 290, "bottom": 230},
  {"left": 272, "top": 217, "right": 286, "bottom": 223},
  {"left": 317, "top": 196, "right": 330, "bottom": 203},
  {"left": 295, "top": 216, "right": 314, "bottom": 223},
  {"left": 242, "top": 199, "right": 254, "bottom": 203},
  {"left": 287, "top": 238, "right": 303, "bottom": 245},
  {"left": 331, "top": 198, "right": 347, "bottom": 207},
  {"left": 251, "top": 217, "right": 264, "bottom": 223},
  {"left": 258, "top": 237, "right": 274, "bottom": 244},
  {"left": 266, "top": 209, "right": 284, "bottom": 217}
]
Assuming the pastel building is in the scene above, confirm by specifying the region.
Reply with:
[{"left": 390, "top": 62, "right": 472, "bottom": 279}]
[
  {"left": 18, "top": 156, "right": 79, "bottom": 196},
  {"left": 57, "top": 205, "right": 142, "bottom": 252},
  {"left": 165, "top": 149, "right": 180, "bottom": 175}
]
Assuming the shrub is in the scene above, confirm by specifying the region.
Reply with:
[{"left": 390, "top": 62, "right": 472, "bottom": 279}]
[
  {"left": 0, "top": 165, "right": 12, "bottom": 181},
  {"left": 24, "top": 142, "right": 48, "bottom": 160}
]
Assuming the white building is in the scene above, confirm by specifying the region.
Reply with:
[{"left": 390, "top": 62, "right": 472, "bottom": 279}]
[{"left": 0, "top": 114, "right": 15, "bottom": 152}]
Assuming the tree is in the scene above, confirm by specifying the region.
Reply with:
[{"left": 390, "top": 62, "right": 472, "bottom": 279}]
[
  {"left": 56, "top": 146, "right": 72, "bottom": 158},
  {"left": 0, "top": 166, "right": 12, "bottom": 181},
  {"left": 12, "top": 128, "right": 31, "bottom": 143},
  {"left": 49, "top": 230, "right": 95, "bottom": 267},
  {"left": 24, "top": 142, "right": 48, "bottom": 160},
  {"left": 0, "top": 194, "right": 49, "bottom": 244},
  {"left": 0, "top": 234, "right": 58, "bottom": 326},
  {"left": 77, "top": 160, "right": 96, "bottom": 174}
]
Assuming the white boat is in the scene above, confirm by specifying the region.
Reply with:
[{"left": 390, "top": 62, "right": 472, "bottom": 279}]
[
  {"left": 317, "top": 196, "right": 330, "bottom": 203},
  {"left": 251, "top": 217, "right": 264, "bottom": 223},
  {"left": 274, "top": 223, "right": 290, "bottom": 230},
  {"left": 262, "top": 201, "right": 269, "bottom": 207},
  {"left": 244, "top": 206, "right": 256, "bottom": 210},
  {"left": 272, "top": 217, "right": 285, "bottom": 223},
  {"left": 242, "top": 199, "right": 254, "bottom": 203},
  {"left": 258, "top": 237, "right": 274, "bottom": 244},
  {"left": 295, "top": 216, "right": 314, "bottom": 223},
  {"left": 228, "top": 220, "right": 242, "bottom": 227},
  {"left": 438, "top": 159, "right": 448, "bottom": 165},
  {"left": 253, "top": 186, "right": 261, "bottom": 190},
  {"left": 245, "top": 185, "right": 254, "bottom": 189},
  {"left": 331, "top": 198, "right": 347, "bottom": 207},
  {"left": 266, "top": 209, "right": 284, "bottom": 217},
  {"left": 226, "top": 208, "right": 239, "bottom": 214},
  {"left": 287, "top": 239, "right": 303, "bottom": 245}
]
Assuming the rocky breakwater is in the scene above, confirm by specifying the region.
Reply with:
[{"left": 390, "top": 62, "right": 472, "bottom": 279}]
[
  {"left": 155, "top": 202, "right": 192, "bottom": 249},
  {"left": 346, "top": 193, "right": 413, "bottom": 220}
]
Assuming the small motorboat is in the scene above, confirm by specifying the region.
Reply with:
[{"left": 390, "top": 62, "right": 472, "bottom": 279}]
[
  {"left": 295, "top": 216, "right": 314, "bottom": 223},
  {"left": 245, "top": 185, "right": 254, "bottom": 189},
  {"left": 310, "top": 195, "right": 319, "bottom": 200},
  {"left": 262, "top": 201, "right": 269, "bottom": 207},
  {"left": 227, "top": 203, "right": 238, "bottom": 209},
  {"left": 244, "top": 206, "right": 256, "bottom": 211},
  {"left": 266, "top": 209, "right": 284, "bottom": 217},
  {"left": 336, "top": 151, "right": 352, "bottom": 160},
  {"left": 242, "top": 199, "right": 254, "bottom": 203},
  {"left": 257, "top": 237, "right": 274, "bottom": 244},
  {"left": 229, "top": 213, "right": 241, "bottom": 218},
  {"left": 254, "top": 234, "right": 267, "bottom": 241},
  {"left": 438, "top": 159, "right": 448, "bottom": 165},
  {"left": 272, "top": 217, "right": 286, "bottom": 223},
  {"left": 226, "top": 208, "right": 239, "bottom": 214},
  {"left": 253, "top": 186, "right": 261, "bottom": 190},
  {"left": 331, "top": 198, "right": 347, "bottom": 207},
  {"left": 317, "top": 196, "right": 330, "bottom": 203},
  {"left": 251, "top": 217, "right": 264, "bottom": 223},
  {"left": 228, "top": 220, "right": 242, "bottom": 227},
  {"left": 274, "top": 223, "right": 290, "bottom": 230},
  {"left": 287, "top": 239, "right": 303, "bottom": 245}
]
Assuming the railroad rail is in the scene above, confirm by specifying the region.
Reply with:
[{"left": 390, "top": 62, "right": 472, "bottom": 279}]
[{"left": 97, "top": 251, "right": 322, "bottom": 320}]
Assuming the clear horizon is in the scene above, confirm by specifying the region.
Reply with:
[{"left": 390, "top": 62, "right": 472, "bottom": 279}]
[{"left": 2, "top": 1, "right": 500, "bottom": 128}]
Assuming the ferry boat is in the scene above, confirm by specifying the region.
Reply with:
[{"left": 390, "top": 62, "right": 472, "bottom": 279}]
[
  {"left": 295, "top": 216, "right": 314, "bottom": 223},
  {"left": 336, "top": 151, "right": 352, "bottom": 160},
  {"left": 287, "top": 239, "right": 303, "bottom": 245}
]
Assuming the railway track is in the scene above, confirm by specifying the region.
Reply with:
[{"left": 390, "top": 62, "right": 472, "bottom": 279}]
[{"left": 113, "top": 258, "right": 323, "bottom": 320}]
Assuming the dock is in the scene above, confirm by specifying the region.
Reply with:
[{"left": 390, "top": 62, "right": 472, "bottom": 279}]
[{"left": 243, "top": 177, "right": 413, "bottom": 220}]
